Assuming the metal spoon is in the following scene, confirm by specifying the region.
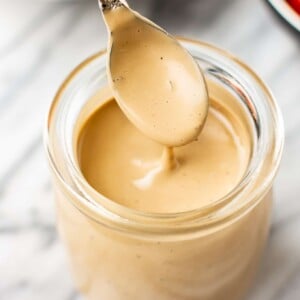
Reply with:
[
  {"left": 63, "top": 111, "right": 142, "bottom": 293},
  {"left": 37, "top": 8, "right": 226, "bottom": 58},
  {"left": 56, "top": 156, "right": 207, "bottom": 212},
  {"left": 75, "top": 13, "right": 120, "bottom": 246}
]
[{"left": 98, "top": 0, "right": 209, "bottom": 147}]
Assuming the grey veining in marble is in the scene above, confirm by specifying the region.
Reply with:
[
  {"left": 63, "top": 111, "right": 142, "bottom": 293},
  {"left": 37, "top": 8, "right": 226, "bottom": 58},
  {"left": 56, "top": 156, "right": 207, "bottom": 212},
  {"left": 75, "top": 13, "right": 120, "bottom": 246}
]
[{"left": 0, "top": 0, "right": 299, "bottom": 299}]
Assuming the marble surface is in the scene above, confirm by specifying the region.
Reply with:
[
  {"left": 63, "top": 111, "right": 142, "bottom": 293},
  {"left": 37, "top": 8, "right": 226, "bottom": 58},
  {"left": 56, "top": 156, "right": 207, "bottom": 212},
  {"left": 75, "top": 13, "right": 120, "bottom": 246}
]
[{"left": 0, "top": 0, "right": 299, "bottom": 299}]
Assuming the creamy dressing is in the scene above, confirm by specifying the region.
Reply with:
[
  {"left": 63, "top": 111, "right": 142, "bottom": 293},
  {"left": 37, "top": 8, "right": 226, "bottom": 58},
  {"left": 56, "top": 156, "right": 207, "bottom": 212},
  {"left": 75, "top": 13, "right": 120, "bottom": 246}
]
[
  {"left": 102, "top": 3, "right": 208, "bottom": 147},
  {"left": 77, "top": 89, "right": 251, "bottom": 213},
  {"left": 73, "top": 1, "right": 252, "bottom": 213},
  {"left": 48, "top": 2, "right": 276, "bottom": 299}
]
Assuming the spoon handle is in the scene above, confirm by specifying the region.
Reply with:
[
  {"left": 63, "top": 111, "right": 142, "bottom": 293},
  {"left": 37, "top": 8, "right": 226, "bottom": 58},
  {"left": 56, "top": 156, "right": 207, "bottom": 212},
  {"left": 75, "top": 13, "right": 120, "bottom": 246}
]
[{"left": 98, "top": 0, "right": 125, "bottom": 11}]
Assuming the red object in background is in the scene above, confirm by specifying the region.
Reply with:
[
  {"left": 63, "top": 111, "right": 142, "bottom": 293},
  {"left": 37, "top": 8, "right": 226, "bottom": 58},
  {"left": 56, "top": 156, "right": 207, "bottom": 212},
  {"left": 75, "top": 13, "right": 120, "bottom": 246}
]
[{"left": 286, "top": 0, "right": 300, "bottom": 14}]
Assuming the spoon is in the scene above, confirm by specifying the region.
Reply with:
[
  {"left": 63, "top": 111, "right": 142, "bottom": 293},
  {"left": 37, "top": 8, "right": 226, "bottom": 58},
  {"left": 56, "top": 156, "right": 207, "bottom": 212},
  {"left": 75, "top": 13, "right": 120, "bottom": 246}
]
[{"left": 98, "top": 0, "right": 209, "bottom": 147}]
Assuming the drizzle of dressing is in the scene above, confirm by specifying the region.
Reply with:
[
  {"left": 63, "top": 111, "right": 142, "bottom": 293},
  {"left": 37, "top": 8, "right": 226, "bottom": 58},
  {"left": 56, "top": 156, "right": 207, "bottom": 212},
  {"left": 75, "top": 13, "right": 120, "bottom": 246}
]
[
  {"left": 102, "top": 3, "right": 209, "bottom": 150},
  {"left": 133, "top": 147, "right": 178, "bottom": 190}
]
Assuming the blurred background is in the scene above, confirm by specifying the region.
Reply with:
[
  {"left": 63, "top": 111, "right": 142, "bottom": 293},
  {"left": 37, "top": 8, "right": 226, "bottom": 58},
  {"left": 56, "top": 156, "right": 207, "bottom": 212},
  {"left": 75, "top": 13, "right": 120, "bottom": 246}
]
[{"left": 0, "top": 0, "right": 299, "bottom": 299}]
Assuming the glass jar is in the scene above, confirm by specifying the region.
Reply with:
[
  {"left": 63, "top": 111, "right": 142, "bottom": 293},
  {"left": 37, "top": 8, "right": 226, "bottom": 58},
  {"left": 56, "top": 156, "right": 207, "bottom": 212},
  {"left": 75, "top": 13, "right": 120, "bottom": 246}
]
[{"left": 45, "top": 38, "right": 284, "bottom": 300}]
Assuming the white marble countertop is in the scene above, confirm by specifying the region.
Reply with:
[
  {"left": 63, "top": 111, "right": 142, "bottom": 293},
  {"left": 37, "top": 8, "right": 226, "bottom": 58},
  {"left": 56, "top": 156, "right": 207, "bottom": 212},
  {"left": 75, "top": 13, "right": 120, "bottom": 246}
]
[{"left": 0, "top": 1, "right": 299, "bottom": 299}]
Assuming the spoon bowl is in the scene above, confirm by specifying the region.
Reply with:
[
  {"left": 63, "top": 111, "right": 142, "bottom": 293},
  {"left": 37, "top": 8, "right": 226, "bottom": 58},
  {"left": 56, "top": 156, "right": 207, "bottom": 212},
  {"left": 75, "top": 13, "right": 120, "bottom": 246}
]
[{"left": 99, "top": 0, "right": 209, "bottom": 147}]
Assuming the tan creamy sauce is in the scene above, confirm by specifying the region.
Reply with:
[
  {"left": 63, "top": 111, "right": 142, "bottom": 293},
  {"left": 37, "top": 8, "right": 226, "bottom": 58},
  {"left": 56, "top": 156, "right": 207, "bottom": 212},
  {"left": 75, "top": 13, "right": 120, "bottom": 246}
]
[
  {"left": 52, "top": 3, "right": 270, "bottom": 299},
  {"left": 76, "top": 3, "right": 250, "bottom": 214},
  {"left": 78, "top": 95, "right": 250, "bottom": 213},
  {"left": 103, "top": 5, "right": 208, "bottom": 147}
]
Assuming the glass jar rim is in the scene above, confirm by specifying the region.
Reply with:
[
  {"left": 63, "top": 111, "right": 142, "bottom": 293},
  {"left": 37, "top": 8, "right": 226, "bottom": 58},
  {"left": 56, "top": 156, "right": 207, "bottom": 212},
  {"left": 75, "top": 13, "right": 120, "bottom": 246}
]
[{"left": 45, "top": 38, "right": 284, "bottom": 238}]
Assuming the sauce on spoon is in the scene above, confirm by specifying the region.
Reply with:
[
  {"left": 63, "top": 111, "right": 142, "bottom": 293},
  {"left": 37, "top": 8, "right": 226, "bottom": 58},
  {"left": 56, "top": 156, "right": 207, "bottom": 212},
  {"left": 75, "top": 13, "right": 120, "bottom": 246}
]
[{"left": 99, "top": 0, "right": 209, "bottom": 148}]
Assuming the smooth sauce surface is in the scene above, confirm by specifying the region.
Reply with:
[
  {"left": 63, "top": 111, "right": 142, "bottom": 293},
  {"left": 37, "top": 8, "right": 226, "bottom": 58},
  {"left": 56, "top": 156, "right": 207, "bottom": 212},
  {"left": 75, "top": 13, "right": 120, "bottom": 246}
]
[
  {"left": 103, "top": 5, "right": 208, "bottom": 147},
  {"left": 78, "top": 95, "right": 251, "bottom": 213}
]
